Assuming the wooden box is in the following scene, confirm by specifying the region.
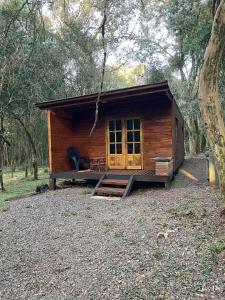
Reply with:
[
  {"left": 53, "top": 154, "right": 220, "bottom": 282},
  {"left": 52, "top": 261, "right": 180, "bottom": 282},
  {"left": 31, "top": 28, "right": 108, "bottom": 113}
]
[{"left": 153, "top": 157, "right": 173, "bottom": 176}]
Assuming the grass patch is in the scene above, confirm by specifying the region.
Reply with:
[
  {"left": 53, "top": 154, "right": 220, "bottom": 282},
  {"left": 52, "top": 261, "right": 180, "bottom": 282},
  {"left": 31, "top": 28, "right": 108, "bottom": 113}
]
[
  {"left": 25, "top": 204, "right": 33, "bottom": 209},
  {"left": 152, "top": 249, "right": 164, "bottom": 259},
  {"left": 168, "top": 202, "right": 207, "bottom": 219},
  {"left": 80, "top": 188, "right": 92, "bottom": 195},
  {"left": 178, "top": 240, "right": 188, "bottom": 247},
  {"left": 114, "top": 230, "right": 124, "bottom": 238},
  {"left": 167, "top": 263, "right": 186, "bottom": 277},
  {"left": 145, "top": 274, "right": 169, "bottom": 299},
  {"left": 200, "top": 260, "right": 214, "bottom": 277},
  {"left": 194, "top": 283, "right": 203, "bottom": 292},
  {"left": 122, "top": 286, "right": 141, "bottom": 299},
  {"left": 0, "top": 205, "right": 9, "bottom": 212},
  {"left": 54, "top": 266, "right": 71, "bottom": 274},
  {"left": 0, "top": 167, "right": 49, "bottom": 209},
  {"left": 209, "top": 237, "right": 225, "bottom": 255},
  {"left": 62, "top": 210, "right": 79, "bottom": 217}
]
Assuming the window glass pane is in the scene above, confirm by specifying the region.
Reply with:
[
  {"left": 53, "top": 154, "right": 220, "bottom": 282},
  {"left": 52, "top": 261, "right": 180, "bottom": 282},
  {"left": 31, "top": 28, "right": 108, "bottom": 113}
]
[
  {"left": 134, "top": 143, "right": 140, "bottom": 154},
  {"left": 127, "top": 119, "right": 133, "bottom": 130},
  {"left": 110, "top": 132, "right": 115, "bottom": 143},
  {"left": 109, "top": 120, "right": 115, "bottom": 131},
  {"left": 127, "top": 143, "right": 133, "bottom": 154},
  {"left": 110, "top": 144, "right": 115, "bottom": 154},
  {"left": 127, "top": 131, "right": 133, "bottom": 142},
  {"left": 134, "top": 131, "right": 140, "bottom": 142},
  {"left": 116, "top": 143, "right": 122, "bottom": 154},
  {"left": 116, "top": 120, "right": 122, "bottom": 131},
  {"left": 134, "top": 119, "right": 140, "bottom": 130},
  {"left": 116, "top": 132, "right": 122, "bottom": 143}
]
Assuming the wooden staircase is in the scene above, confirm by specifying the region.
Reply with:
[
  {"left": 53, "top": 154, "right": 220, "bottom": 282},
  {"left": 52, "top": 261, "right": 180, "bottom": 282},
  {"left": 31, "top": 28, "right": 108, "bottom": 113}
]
[{"left": 92, "top": 174, "right": 134, "bottom": 198}]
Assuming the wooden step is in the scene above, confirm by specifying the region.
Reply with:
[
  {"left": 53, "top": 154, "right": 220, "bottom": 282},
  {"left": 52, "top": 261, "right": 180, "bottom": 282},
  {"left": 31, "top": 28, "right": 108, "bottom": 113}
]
[
  {"left": 101, "top": 179, "right": 129, "bottom": 186},
  {"left": 96, "top": 187, "right": 125, "bottom": 196}
]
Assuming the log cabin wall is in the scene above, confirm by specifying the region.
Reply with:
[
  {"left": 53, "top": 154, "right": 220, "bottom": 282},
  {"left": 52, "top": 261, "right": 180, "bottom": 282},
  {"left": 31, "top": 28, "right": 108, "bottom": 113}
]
[{"left": 48, "top": 97, "right": 174, "bottom": 173}]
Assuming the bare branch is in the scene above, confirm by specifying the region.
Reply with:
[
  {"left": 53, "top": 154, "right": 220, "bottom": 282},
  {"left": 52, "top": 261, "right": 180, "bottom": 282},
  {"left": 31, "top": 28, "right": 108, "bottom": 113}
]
[
  {"left": 0, "top": 0, "right": 29, "bottom": 41},
  {"left": 90, "top": 0, "right": 109, "bottom": 136}
]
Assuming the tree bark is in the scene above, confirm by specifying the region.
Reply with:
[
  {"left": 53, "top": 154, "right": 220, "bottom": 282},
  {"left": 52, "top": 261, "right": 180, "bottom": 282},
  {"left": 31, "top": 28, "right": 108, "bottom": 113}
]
[
  {"left": 11, "top": 160, "right": 16, "bottom": 178},
  {"left": 199, "top": 0, "right": 225, "bottom": 213},
  {"left": 12, "top": 113, "right": 38, "bottom": 180},
  {"left": 0, "top": 116, "right": 5, "bottom": 191},
  {"left": 187, "top": 116, "right": 198, "bottom": 156}
]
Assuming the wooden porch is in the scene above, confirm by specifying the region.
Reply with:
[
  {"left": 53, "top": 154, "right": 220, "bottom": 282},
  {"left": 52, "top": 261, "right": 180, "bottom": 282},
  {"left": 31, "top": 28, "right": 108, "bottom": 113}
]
[{"left": 50, "top": 169, "right": 173, "bottom": 186}]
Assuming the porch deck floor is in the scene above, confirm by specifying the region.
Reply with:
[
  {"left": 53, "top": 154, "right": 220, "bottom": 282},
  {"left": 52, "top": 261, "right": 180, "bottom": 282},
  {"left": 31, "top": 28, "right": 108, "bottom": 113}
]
[{"left": 50, "top": 169, "right": 173, "bottom": 184}]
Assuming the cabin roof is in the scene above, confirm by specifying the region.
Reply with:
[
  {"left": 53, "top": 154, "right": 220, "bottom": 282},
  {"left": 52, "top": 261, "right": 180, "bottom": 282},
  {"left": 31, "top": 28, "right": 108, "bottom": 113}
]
[
  {"left": 35, "top": 81, "right": 178, "bottom": 110},
  {"left": 35, "top": 81, "right": 184, "bottom": 120}
]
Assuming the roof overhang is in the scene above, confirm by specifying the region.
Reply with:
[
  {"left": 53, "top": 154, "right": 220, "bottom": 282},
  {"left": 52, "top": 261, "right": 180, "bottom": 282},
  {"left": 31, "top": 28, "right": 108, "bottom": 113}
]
[{"left": 35, "top": 81, "right": 174, "bottom": 111}]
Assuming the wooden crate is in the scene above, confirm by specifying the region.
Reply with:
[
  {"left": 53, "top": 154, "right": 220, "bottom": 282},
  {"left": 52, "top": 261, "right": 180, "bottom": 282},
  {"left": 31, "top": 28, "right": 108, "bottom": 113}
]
[{"left": 155, "top": 159, "right": 173, "bottom": 176}]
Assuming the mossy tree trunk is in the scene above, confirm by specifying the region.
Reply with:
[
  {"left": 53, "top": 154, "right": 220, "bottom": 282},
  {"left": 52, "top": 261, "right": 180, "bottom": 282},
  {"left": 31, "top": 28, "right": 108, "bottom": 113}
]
[
  {"left": 0, "top": 116, "right": 5, "bottom": 191},
  {"left": 0, "top": 138, "right": 4, "bottom": 191},
  {"left": 187, "top": 116, "right": 199, "bottom": 156},
  {"left": 199, "top": 0, "right": 225, "bottom": 213}
]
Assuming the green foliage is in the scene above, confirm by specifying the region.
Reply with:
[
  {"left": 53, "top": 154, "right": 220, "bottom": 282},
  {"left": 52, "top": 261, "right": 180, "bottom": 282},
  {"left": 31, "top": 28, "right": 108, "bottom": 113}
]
[
  {"left": 152, "top": 249, "right": 164, "bottom": 259},
  {"left": 210, "top": 238, "right": 225, "bottom": 255}
]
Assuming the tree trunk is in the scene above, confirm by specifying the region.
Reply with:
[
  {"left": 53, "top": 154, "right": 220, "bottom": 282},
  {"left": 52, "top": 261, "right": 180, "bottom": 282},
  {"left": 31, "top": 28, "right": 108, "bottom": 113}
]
[
  {"left": 25, "top": 163, "right": 28, "bottom": 178},
  {"left": 33, "top": 160, "right": 38, "bottom": 180},
  {"left": 11, "top": 160, "right": 16, "bottom": 178},
  {"left": 0, "top": 116, "right": 5, "bottom": 191},
  {"left": 199, "top": 133, "right": 207, "bottom": 153},
  {"left": 12, "top": 113, "right": 38, "bottom": 180},
  {"left": 199, "top": 0, "right": 225, "bottom": 213},
  {"left": 184, "top": 126, "right": 190, "bottom": 155},
  {"left": 187, "top": 116, "right": 198, "bottom": 156}
]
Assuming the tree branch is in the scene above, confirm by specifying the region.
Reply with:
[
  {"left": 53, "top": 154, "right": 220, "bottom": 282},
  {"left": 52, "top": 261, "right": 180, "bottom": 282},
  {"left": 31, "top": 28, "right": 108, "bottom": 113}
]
[{"left": 90, "top": 0, "right": 109, "bottom": 136}]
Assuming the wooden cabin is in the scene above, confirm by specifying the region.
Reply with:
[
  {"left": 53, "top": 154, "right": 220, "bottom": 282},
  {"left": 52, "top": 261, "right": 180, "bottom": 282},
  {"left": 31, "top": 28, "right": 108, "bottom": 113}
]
[{"left": 36, "top": 81, "right": 184, "bottom": 197}]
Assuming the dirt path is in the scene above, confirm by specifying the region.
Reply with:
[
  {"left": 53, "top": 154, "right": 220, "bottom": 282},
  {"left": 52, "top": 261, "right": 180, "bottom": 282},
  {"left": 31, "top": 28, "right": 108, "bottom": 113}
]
[
  {"left": 0, "top": 160, "right": 225, "bottom": 299},
  {"left": 173, "top": 157, "right": 209, "bottom": 188}
]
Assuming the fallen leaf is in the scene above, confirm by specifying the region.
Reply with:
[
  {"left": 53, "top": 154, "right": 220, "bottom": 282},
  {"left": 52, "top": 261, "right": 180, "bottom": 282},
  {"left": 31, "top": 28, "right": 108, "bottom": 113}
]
[{"left": 157, "top": 228, "right": 176, "bottom": 239}]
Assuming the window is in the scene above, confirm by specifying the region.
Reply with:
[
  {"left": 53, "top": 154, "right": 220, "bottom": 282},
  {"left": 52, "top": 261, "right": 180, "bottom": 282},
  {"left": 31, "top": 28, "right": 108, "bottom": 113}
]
[
  {"left": 126, "top": 119, "right": 141, "bottom": 154},
  {"left": 109, "top": 120, "right": 123, "bottom": 154}
]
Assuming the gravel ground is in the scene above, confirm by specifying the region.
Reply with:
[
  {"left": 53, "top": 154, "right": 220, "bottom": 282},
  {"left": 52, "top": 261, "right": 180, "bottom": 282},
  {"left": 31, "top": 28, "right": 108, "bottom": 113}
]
[{"left": 1, "top": 159, "right": 225, "bottom": 300}]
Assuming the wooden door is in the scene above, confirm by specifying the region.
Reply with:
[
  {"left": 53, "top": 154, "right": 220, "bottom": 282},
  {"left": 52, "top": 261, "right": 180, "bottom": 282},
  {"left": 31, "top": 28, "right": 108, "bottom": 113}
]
[
  {"left": 107, "top": 119, "right": 126, "bottom": 169},
  {"left": 107, "top": 118, "right": 142, "bottom": 170},
  {"left": 126, "top": 118, "right": 142, "bottom": 169}
]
